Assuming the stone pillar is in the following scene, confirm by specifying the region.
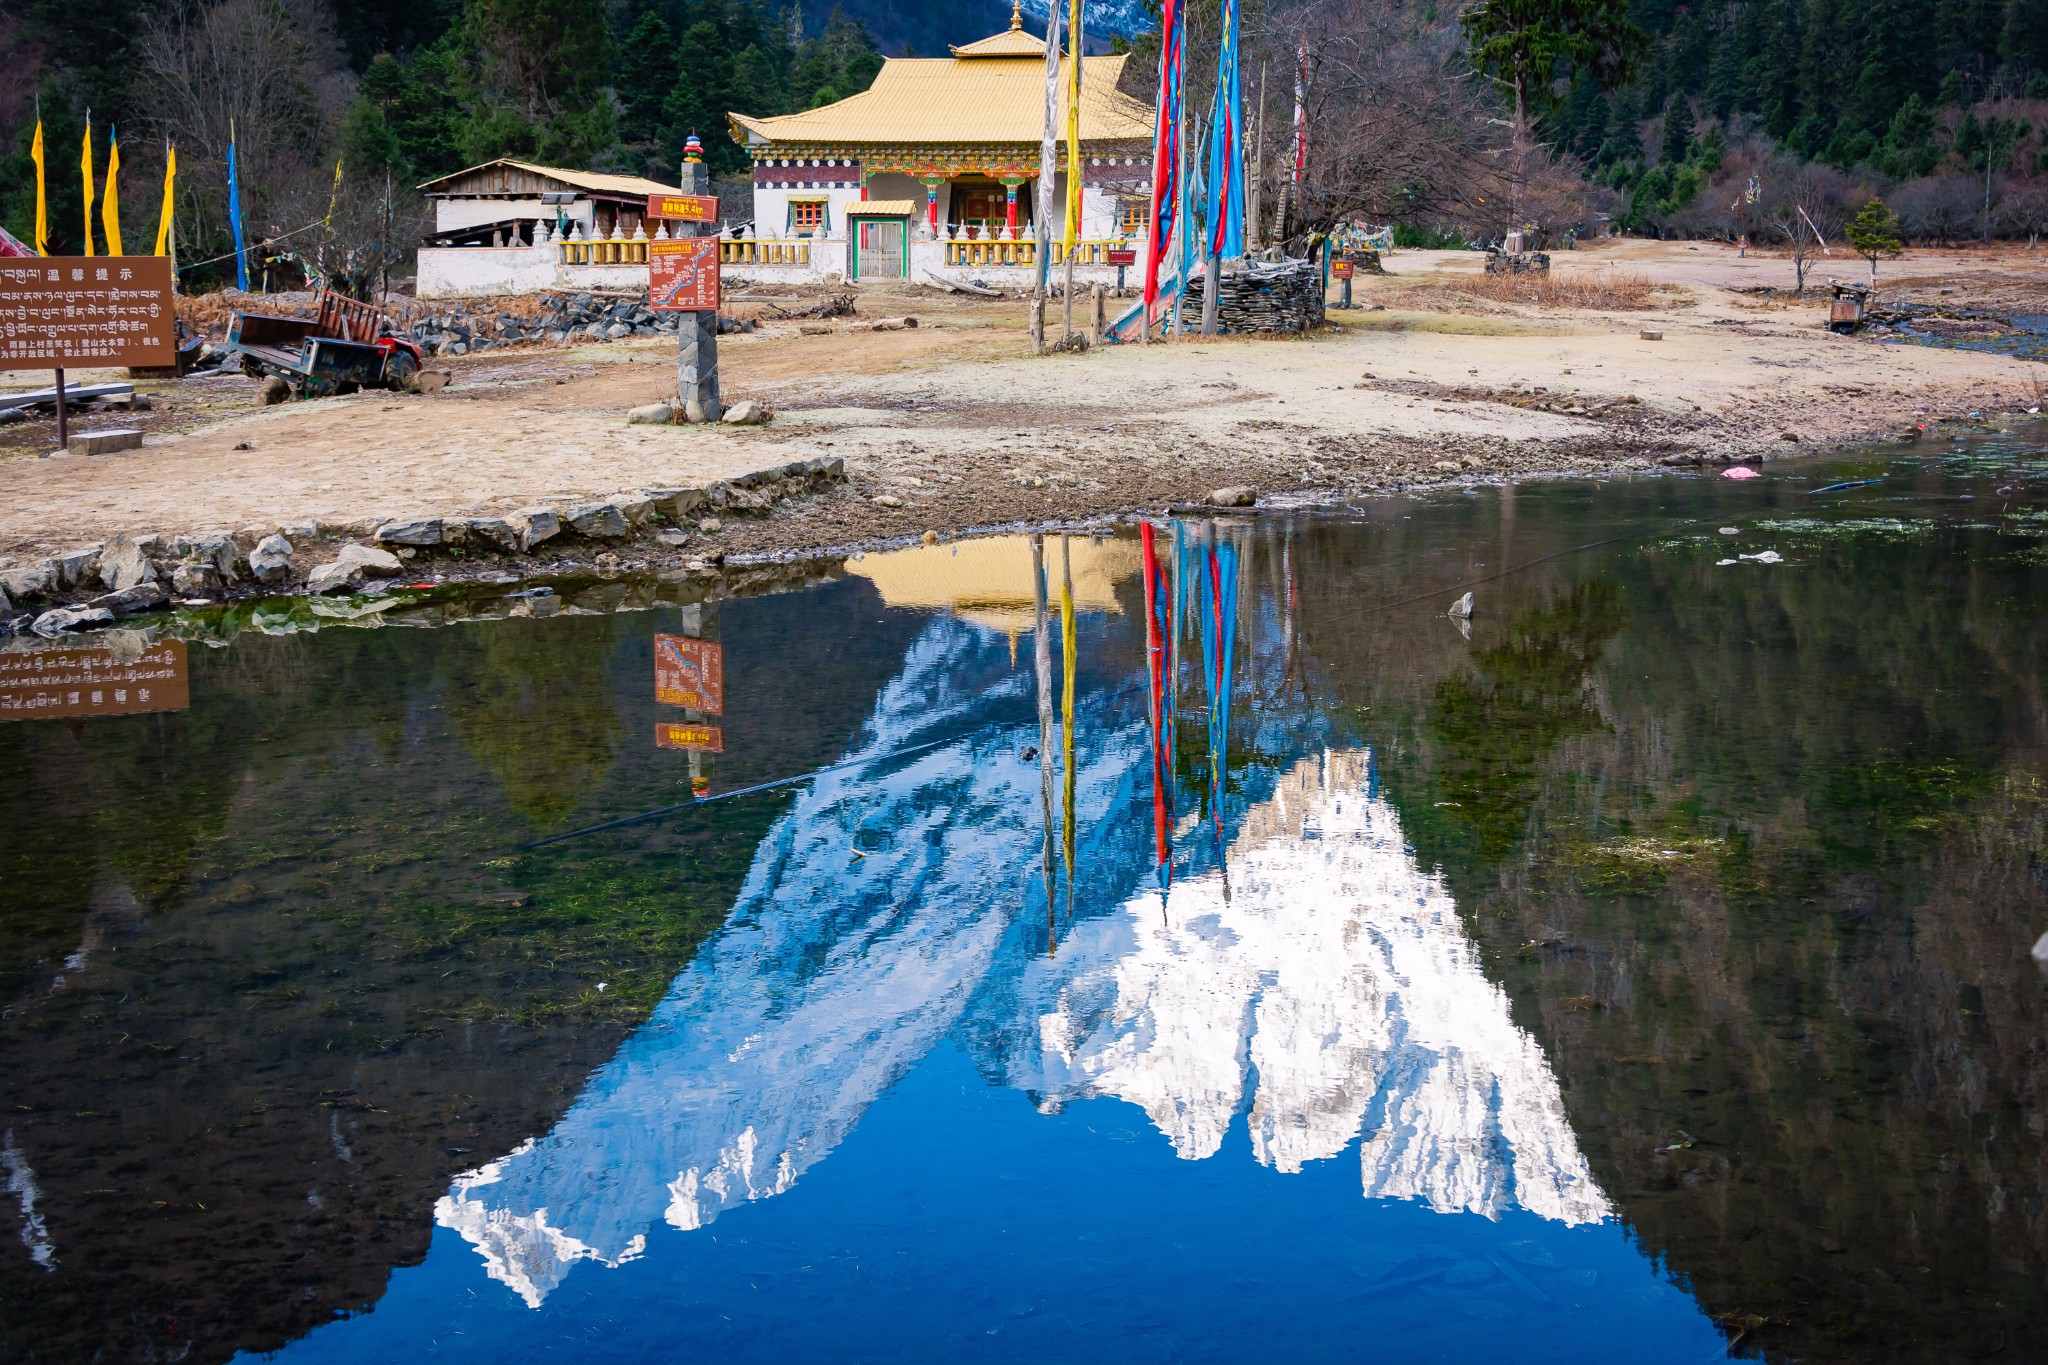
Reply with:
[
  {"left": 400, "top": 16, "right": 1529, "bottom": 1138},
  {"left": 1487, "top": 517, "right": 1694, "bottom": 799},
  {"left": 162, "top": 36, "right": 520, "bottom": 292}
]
[{"left": 676, "top": 158, "right": 721, "bottom": 422}]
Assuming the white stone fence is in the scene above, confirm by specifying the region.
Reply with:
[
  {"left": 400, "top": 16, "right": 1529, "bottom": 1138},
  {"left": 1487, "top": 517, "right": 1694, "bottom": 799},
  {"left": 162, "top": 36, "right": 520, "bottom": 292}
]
[{"left": 418, "top": 215, "right": 1138, "bottom": 299}]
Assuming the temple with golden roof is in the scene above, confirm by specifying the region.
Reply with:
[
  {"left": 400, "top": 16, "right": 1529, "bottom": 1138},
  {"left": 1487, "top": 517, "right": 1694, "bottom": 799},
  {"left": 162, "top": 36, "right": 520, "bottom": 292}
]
[{"left": 724, "top": 4, "right": 1155, "bottom": 280}]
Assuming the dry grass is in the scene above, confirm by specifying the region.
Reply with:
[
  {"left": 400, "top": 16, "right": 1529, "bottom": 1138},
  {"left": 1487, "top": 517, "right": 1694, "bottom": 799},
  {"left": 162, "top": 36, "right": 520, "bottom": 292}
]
[{"left": 1449, "top": 269, "right": 1661, "bottom": 311}]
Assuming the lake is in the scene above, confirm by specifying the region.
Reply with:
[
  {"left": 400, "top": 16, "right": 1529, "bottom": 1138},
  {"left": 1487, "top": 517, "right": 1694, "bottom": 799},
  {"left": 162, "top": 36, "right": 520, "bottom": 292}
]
[{"left": 5, "top": 430, "right": 2048, "bottom": 1363}]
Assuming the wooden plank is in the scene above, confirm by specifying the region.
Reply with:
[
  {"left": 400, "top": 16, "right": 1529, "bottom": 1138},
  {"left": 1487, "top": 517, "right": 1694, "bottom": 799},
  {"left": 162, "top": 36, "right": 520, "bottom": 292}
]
[{"left": 0, "top": 381, "right": 132, "bottom": 410}]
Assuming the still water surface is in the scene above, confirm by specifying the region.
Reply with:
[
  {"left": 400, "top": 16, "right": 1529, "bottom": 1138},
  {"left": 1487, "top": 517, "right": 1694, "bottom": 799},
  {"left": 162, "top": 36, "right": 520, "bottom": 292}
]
[{"left": 5, "top": 436, "right": 2048, "bottom": 1363}]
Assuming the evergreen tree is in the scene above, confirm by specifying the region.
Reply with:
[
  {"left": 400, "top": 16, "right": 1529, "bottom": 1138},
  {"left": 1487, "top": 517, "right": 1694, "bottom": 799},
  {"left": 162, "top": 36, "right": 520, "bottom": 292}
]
[
  {"left": 1880, "top": 93, "right": 1941, "bottom": 178},
  {"left": 1845, "top": 196, "right": 1904, "bottom": 280},
  {"left": 1706, "top": 27, "right": 1747, "bottom": 119},
  {"left": 1661, "top": 93, "right": 1695, "bottom": 164},
  {"left": 616, "top": 13, "right": 679, "bottom": 151}
]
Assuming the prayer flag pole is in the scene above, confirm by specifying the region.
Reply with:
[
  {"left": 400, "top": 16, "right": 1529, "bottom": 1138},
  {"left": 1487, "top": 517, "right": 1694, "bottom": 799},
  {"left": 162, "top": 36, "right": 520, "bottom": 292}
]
[
  {"left": 1061, "top": 0, "right": 1085, "bottom": 341},
  {"left": 1031, "top": 0, "right": 1064, "bottom": 354}
]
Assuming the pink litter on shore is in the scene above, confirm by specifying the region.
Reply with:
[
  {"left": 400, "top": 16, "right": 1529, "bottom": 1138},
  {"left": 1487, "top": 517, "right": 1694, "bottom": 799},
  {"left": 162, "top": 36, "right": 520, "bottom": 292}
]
[{"left": 1721, "top": 467, "right": 1761, "bottom": 480}]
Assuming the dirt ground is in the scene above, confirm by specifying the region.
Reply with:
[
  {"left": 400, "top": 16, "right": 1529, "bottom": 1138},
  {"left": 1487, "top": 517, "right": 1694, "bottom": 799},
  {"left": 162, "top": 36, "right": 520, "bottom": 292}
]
[{"left": 2, "top": 237, "right": 2044, "bottom": 577}]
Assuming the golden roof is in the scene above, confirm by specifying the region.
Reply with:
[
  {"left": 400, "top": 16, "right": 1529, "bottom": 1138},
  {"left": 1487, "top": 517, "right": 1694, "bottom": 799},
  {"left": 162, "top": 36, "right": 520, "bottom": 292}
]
[
  {"left": 844, "top": 199, "right": 920, "bottom": 215},
  {"left": 848, "top": 534, "right": 1140, "bottom": 635},
  {"left": 727, "top": 30, "right": 1153, "bottom": 149},
  {"left": 417, "top": 158, "right": 683, "bottom": 199},
  {"left": 951, "top": 6, "right": 1049, "bottom": 57}
]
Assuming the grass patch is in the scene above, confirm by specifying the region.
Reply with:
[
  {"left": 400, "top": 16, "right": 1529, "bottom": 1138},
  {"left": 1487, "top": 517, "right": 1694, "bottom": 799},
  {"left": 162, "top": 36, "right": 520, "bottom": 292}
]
[{"left": 1449, "top": 270, "right": 1661, "bottom": 311}]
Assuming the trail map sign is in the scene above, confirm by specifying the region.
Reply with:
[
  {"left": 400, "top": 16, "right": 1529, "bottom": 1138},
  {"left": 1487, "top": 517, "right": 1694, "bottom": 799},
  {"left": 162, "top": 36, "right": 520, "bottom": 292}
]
[
  {"left": 649, "top": 238, "right": 720, "bottom": 312},
  {"left": 647, "top": 194, "right": 719, "bottom": 223},
  {"left": 654, "top": 634, "right": 724, "bottom": 712},
  {"left": 0, "top": 256, "right": 177, "bottom": 370},
  {"left": 0, "top": 641, "right": 189, "bottom": 722}
]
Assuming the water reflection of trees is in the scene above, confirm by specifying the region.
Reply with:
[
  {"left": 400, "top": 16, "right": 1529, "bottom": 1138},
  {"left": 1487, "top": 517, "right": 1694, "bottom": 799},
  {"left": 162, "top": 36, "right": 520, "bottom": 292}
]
[{"left": 1343, "top": 513, "right": 2048, "bottom": 1364}]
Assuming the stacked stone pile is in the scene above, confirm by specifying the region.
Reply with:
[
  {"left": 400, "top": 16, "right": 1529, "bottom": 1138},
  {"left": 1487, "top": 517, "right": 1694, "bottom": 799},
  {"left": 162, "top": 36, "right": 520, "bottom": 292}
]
[
  {"left": 1174, "top": 260, "right": 1327, "bottom": 334},
  {"left": 403, "top": 289, "right": 756, "bottom": 356}
]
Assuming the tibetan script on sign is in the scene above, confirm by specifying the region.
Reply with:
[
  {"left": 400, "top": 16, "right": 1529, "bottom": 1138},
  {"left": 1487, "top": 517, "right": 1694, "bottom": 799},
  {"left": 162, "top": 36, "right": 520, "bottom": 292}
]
[
  {"left": 0, "top": 256, "right": 177, "bottom": 370},
  {"left": 655, "top": 721, "right": 724, "bottom": 752},
  {"left": 647, "top": 193, "right": 719, "bottom": 223},
  {"left": 0, "top": 641, "right": 190, "bottom": 722},
  {"left": 648, "top": 238, "right": 720, "bottom": 312},
  {"left": 654, "top": 634, "right": 724, "bottom": 712}
]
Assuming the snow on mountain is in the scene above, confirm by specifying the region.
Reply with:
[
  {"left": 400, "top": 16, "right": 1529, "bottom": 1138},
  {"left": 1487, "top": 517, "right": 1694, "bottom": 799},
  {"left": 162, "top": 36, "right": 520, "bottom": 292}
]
[
  {"left": 435, "top": 618, "right": 1152, "bottom": 1308},
  {"left": 437, "top": 622, "right": 1606, "bottom": 1310},
  {"left": 983, "top": 748, "right": 1611, "bottom": 1224}
]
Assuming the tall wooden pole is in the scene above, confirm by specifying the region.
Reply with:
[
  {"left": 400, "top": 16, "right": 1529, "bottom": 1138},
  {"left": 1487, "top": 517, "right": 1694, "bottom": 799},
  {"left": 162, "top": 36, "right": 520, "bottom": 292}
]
[{"left": 1032, "top": 0, "right": 1065, "bottom": 355}]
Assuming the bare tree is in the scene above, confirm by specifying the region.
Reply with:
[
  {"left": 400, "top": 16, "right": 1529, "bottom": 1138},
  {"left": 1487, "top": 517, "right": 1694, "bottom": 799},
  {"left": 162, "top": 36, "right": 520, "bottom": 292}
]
[
  {"left": 138, "top": 0, "right": 354, "bottom": 272},
  {"left": 1761, "top": 160, "right": 1852, "bottom": 293},
  {"left": 1891, "top": 174, "right": 1983, "bottom": 246}
]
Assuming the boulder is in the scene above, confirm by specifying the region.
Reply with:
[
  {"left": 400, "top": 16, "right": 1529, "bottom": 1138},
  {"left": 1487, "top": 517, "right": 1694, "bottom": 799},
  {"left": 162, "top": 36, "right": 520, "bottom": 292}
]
[
  {"left": 871, "top": 494, "right": 905, "bottom": 509},
  {"left": 721, "top": 400, "right": 769, "bottom": 425},
  {"left": 32, "top": 606, "right": 115, "bottom": 636},
  {"left": 1206, "top": 486, "right": 1257, "bottom": 508},
  {"left": 607, "top": 493, "right": 656, "bottom": 528},
  {"left": 822, "top": 456, "right": 846, "bottom": 479},
  {"left": 52, "top": 547, "right": 102, "bottom": 590},
  {"left": 668, "top": 488, "right": 707, "bottom": 517},
  {"left": 248, "top": 534, "right": 294, "bottom": 584},
  {"left": 466, "top": 517, "right": 522, "bottom": 553},
  {"left": 626, "top": 401, "right": 674, "bottom": 425},
  {"left": 565, "top": 502, "right": 629, "bottom": 538},
  {"left": 100, "top": 533, "right": 159, "bottom": 591},
  {"left": 376, "top": 517, "right": 444, "bottom": 547},
  {"left": 507, "top": 506, "right": 561, "bottom": 551},
  {"left": 415, "top": 370, "right": 452, "bottom": 394},
  {"left": 188, "top": 534, "right": 241, "bottom": 580},
  {"left": 306, "top": 560, "right": 362, "bottom": 595},
  {"left": 656, "top": 527, "right": 691, "bottom": 546},
  {"left": 88, "top": 583, "right": 170, "bottom": 617},
  {"left": 697, "top": 517, "right": 723, "bottom": 533},
  {"left": 0, "top": 565, "right": 53, "bottom": 600},
  {"left": 335, "top": 543, "right": 403, "bottom": 577},
  {"left": 726, "top": 486, "right": 775, "bottom": 516},
  {"left": 172, "top": 562, "right": 226, "bottom": 597}
]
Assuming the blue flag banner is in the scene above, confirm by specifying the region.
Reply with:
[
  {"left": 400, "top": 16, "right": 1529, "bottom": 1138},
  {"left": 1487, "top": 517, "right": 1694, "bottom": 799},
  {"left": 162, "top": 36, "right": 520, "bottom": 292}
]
[
  {"left": 1204, "top": 0, "right": 1244, "bottom": 262},
  {"left": 226, "top": 138, "right": 249, "bottom": 291}
]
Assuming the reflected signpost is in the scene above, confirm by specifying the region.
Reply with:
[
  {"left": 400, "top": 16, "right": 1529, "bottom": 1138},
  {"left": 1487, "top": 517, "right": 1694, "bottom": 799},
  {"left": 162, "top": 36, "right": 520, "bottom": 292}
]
[
  {"left": 0, "top": 640, "right": 190, "bottom": 722},
  {"left": 655, "top": 609, "right": 723, "bottom": 798}
]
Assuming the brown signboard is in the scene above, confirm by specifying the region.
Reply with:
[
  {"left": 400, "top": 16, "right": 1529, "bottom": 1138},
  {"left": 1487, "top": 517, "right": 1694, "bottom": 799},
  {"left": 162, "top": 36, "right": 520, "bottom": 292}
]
[
  {"left": 647, "top": 194, "right": 719, "bottom": 223},
  {"left": 654, "top": 634, "right": 724, "bottom": 713},
  {"left": 655, "top": 721, "right": 724, "bottom": 753},
  {"left": 0, "top": 256, "right": 177, "bottom": 370},
  {"left": 649, "top": 239, "right": 721, "bottom": 312},
  {"left": 0, "top": 641, "right": 190, "bottom": 723},
  {"left": 1332, "top": 259, "right": 1356, "bottom": 280},
  {"left": 1105, "top": 248, "right": 1137, "bottom": 267}
]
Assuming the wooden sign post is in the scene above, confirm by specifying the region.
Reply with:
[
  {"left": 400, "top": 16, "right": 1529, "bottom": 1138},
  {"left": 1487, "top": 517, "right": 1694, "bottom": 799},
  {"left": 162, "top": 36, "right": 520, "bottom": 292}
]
[
  {"left": 1332, "top": 257, "right": 1355, "bottom": 309},
  {"left": 648, "top": 169, "right": 721, "bottom": 422},
  {"left": 1, "top": 256, "right": 176, "bottom": 448}
]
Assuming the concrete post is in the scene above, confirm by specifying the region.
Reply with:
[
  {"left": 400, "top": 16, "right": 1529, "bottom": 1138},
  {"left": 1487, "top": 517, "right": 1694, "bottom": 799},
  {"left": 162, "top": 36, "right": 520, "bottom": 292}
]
[{"left": 676, "top": 159, "right": 721, "bottom": 423}]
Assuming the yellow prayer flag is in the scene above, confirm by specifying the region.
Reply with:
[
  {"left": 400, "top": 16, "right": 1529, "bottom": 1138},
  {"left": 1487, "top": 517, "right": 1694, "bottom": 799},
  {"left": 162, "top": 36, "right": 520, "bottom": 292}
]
[
  {"left": 1062, "top": 0, "right": 1083, "bottom": 251},
  {"left": 154, "top": 143, "right": 177, "bottom": 257},
  {"left": 30, "top": 119, "right": 46, "bottom": 255},
  {"left": 101, "top": 127, "right": 123, "bottom": 255},
  {"left": 81, "top": 116, "right": 95, "bottom": 257}
]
